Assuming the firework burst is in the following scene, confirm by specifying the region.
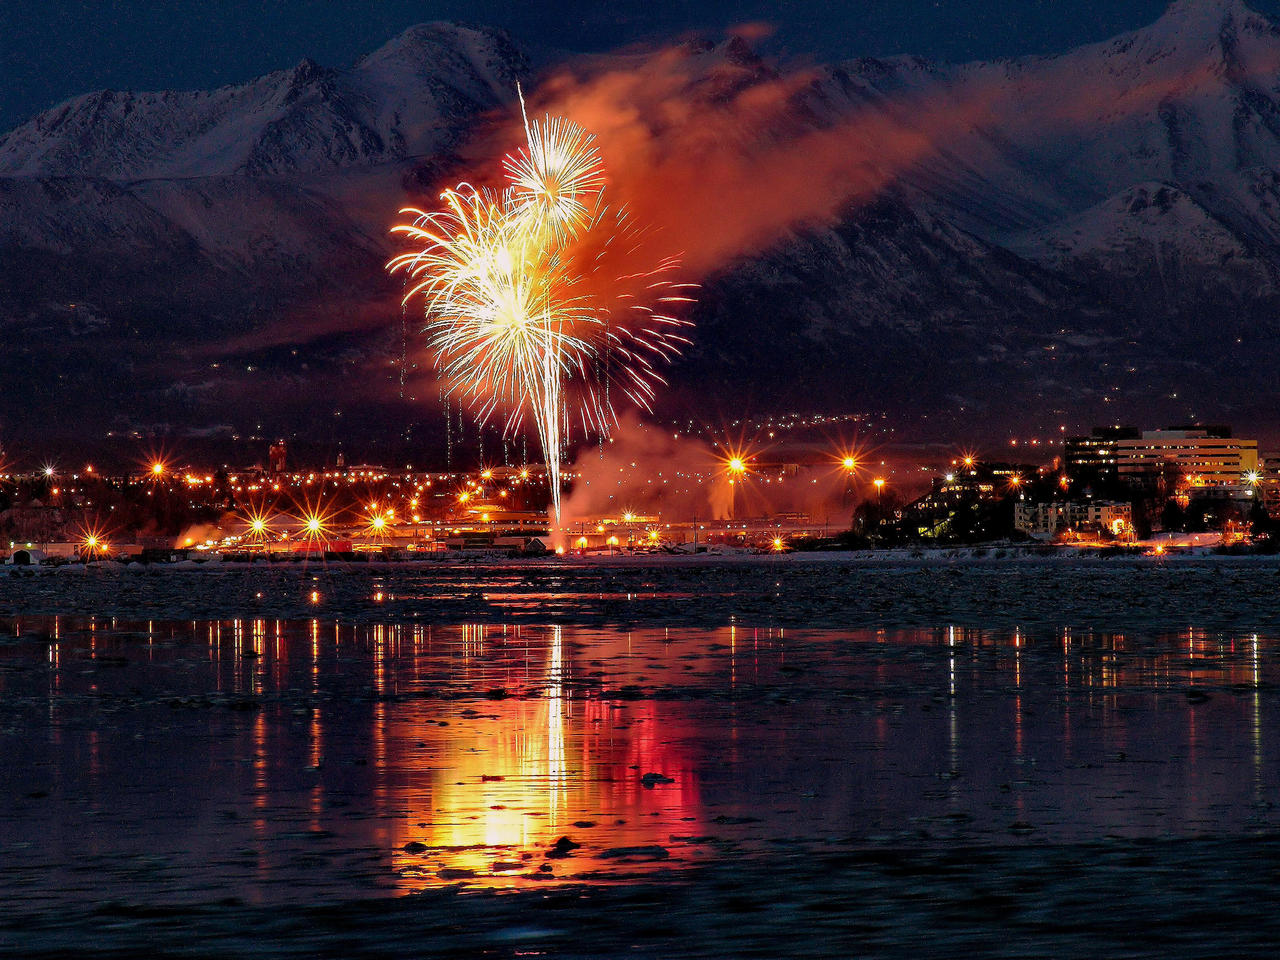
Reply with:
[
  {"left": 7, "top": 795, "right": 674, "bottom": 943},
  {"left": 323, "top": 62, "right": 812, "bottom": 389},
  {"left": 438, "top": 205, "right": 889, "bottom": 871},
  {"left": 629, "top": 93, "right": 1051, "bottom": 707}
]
[{"left": 388, "top": 89, "right": 693, "bottom": 529}]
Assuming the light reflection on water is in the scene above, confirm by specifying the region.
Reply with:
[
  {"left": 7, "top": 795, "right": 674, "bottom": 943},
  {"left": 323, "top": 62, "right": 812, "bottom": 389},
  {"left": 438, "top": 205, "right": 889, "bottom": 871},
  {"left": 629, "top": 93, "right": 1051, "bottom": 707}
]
[{"left": 0, "top": 617, "right": 1277, "bottom": 905}]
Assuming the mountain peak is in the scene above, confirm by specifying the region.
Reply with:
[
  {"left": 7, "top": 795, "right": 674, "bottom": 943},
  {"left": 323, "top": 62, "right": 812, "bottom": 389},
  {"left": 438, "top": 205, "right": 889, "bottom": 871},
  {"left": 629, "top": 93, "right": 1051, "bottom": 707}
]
[
  {"left": 356, "top": 21, "right": 521, "bottom": 70},
  {"left": 290, "top": 57, "right": 325, "bottom": 82},
  {"left": 1157, "top": 0, "right": 1273, "bottom": 30}
]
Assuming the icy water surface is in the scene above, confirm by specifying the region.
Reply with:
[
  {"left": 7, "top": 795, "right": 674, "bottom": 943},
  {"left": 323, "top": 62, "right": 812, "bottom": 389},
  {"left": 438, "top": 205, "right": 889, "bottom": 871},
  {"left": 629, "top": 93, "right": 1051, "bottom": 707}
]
[
  {"left": 5, "top": 560, "right": 1280, "bottom": 957},
  {"left": 2, "top": 618, "right": 1279, "bottom": 887}
]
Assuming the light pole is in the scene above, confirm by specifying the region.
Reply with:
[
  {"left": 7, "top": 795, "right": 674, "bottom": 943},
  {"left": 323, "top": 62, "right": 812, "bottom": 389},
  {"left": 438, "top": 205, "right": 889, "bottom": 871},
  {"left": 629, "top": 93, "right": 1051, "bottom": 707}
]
[
  {"left": 841, "top": 456, "right": 858, "bottom": 506},
  {"left": 727, "top": 456, "right": 745, "bottom": 520}
]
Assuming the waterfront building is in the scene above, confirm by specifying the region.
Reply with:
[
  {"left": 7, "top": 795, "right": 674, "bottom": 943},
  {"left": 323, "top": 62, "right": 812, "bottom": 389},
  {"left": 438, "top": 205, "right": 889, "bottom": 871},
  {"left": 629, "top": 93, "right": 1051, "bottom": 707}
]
[
  {"left": 1116, "top": 427, "right": 1258, "bottom": 488},
  {"left": 1064, "top": 426, "right": 1140, "bottom": 481},
  {"left": 1014, "top": 499, "right": 1132, "bottom": 539},
  {"left": 1259, "top": 456, "right": 1280, "bottom": 514}
]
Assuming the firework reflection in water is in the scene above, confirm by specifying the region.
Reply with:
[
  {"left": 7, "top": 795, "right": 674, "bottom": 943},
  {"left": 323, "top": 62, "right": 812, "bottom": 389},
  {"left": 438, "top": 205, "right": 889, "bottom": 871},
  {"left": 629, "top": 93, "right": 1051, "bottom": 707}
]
[{"left": 388, "top": 90, "right": 693, "bottom": 528}]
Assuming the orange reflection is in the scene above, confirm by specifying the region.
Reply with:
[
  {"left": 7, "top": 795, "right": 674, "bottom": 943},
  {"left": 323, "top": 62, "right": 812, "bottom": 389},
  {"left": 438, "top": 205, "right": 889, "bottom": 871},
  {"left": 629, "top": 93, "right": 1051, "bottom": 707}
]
[{"left": 386, "top": 624, "right": 700, "bottom": 888}]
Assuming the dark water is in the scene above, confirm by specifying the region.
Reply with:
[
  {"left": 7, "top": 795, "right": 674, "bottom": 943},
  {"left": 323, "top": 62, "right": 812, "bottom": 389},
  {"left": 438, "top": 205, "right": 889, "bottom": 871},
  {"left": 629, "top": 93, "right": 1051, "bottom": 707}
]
[
  {"left": 4, "top": 555, "right": 1280, "bottom": 631},
  {"left": 3, "top": 606, "right": 1280, "bottom": 955}
]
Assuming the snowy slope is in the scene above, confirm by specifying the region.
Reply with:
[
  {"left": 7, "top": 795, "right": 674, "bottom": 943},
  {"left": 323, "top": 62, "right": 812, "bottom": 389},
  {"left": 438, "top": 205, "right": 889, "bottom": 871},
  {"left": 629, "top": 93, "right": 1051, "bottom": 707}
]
[{"left": 0, "top": 23, "right": 526, "bottom": 179}]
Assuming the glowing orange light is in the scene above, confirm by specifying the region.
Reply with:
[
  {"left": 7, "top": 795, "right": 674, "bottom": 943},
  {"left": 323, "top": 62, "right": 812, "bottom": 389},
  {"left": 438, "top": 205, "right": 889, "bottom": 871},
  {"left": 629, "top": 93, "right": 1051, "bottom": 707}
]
[{"left": 78, "top": 523, "right": 110, "bottom": 558}]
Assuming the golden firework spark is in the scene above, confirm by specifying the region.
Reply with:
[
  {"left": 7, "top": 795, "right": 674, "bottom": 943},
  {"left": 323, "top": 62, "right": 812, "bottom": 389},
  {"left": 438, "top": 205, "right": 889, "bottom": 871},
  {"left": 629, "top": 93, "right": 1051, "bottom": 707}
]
[{"left": 388, "top": 87, "right": 693, "bottom": 528}]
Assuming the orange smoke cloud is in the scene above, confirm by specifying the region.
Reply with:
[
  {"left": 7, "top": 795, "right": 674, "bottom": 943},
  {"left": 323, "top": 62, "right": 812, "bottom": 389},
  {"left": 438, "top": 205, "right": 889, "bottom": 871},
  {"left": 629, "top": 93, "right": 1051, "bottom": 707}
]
[
  {"left": 507, "top": 39, "right": 998, "bottom": 276},
  {"left": 497, "top": 23, "right": 1258, "bottom": 282},
  {"left": 561, "top": 413, "right": 858, "bottom": 524},
  {"left": 727, "top": 21, "right": 776, "bottom": 42},
  {"left": 560, "top": 413, "right": 725, "bottom": 522}
]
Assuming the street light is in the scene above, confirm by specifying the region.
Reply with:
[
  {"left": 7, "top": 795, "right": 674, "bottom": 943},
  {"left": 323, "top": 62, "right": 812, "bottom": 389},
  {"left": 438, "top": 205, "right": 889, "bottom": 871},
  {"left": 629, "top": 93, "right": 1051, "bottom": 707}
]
[{"left": 725, "top": 454, "right": 747, "bottom": 520}]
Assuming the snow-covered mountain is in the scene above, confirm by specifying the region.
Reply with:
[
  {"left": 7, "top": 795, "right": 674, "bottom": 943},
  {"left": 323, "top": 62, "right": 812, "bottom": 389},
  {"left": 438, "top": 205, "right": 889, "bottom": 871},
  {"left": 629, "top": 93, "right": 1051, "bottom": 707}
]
[
  {"left": 685, "top": 0, "right": 1280, "bottom": 429},
  {"left": 2, "top": 3, "right": 1280, "bottom": 456},
  {"left": 0, "top": 23, "right": 526, "bottom": 178}
]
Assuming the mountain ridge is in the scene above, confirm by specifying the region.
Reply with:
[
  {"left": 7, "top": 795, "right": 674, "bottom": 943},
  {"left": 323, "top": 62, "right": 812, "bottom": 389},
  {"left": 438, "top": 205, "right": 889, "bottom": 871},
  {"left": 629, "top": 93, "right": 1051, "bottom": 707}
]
[{"left": 3, "top": 4, "right": 1280, "bottom": 457}]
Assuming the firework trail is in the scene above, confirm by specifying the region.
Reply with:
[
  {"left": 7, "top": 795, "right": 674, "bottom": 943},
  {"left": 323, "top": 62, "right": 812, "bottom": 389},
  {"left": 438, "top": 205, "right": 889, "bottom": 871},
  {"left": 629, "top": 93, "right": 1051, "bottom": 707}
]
[{"left": 388, "top": 89, "right": 693, "bottom": 529}]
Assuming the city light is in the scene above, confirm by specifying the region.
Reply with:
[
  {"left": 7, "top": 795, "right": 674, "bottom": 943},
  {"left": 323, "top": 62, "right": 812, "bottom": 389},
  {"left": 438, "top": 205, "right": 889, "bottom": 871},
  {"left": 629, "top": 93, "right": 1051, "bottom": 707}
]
[
  {"left": 242, "top": 505, "right": 273, "bottom": 543},
  {"left": 78, "top": 522, "right": 110, "bottom": 559}
]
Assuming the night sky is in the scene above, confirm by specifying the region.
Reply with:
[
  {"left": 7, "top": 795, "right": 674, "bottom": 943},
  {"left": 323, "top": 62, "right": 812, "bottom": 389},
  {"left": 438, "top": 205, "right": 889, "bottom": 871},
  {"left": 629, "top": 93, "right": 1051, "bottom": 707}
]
[{"left": 5, "top": 0, "right": 1277, "bottom": 132}]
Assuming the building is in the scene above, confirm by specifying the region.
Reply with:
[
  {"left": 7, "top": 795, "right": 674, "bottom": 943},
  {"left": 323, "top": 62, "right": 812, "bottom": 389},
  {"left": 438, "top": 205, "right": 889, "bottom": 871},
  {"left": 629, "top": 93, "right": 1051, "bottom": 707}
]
[
  {"left": 1116, "top": 427, "right": 1258, "bottom": 489},
  {"left": 1259, "top": 456, "right": 1280, "bottom": 515},
  {"left": 1014, "top": 499, "right": 1133, "bottom": 539},
  {"left": 1064, "top": 426, "right": 1140, "bottom": 482},
  {"left": 268, "top": 440, "right": 287, "bottom": 474}
]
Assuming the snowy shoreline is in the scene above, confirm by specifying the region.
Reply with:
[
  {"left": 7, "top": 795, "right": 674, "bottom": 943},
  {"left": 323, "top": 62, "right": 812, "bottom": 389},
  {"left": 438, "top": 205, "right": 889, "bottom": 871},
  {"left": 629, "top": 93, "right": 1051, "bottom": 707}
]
[
  {"left": 3, "top": 544, "right": 1277, "bottom": 576},
  {"left": 2, "top": 551, "right": 1278, "bottom": 632}
]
